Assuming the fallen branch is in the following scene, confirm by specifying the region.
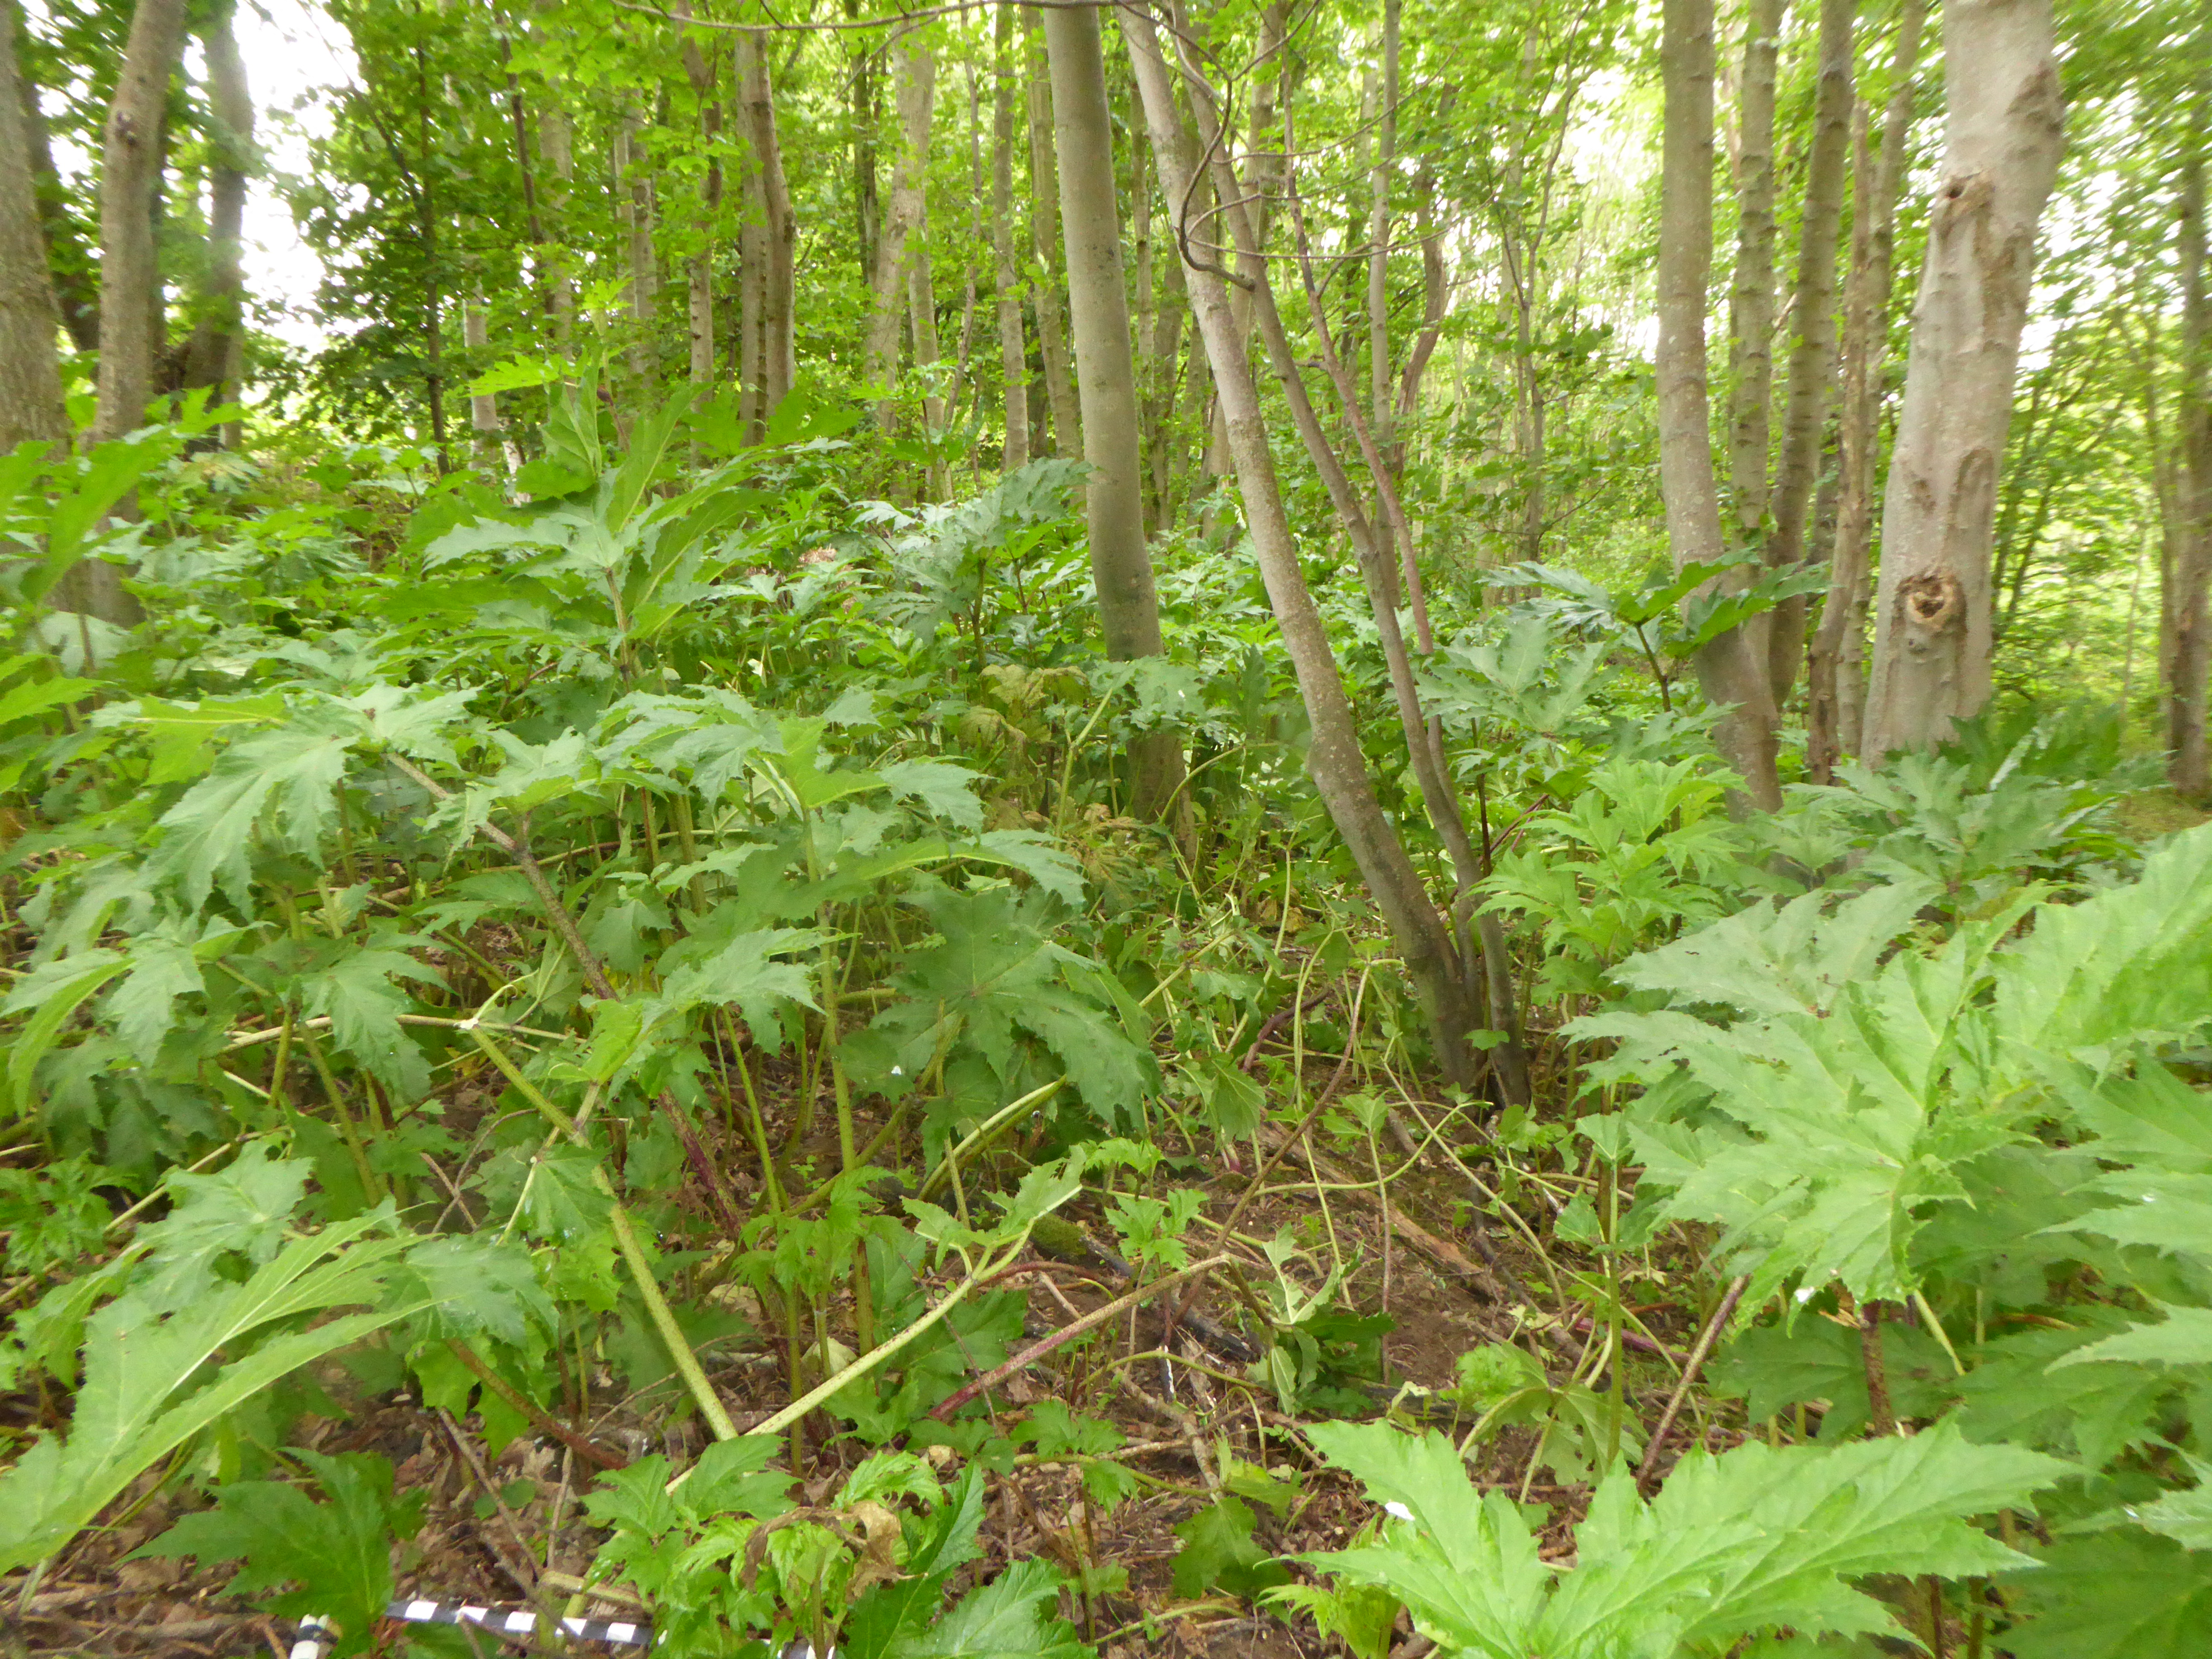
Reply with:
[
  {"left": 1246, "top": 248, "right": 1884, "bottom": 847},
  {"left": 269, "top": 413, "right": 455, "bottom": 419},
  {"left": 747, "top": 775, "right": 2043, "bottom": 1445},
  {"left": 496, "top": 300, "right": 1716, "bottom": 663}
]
[
  {"left": 1256, "top": 1124, "right": 1501, "bottom": 1297},
  {"left": 446, "top": 1339, "right": 627, "bottom": 1471},
  {"left": 932, "top": 1254, "right": 1235, "bottom": 1420},
  {"left": 1635, "top": 1275, "right": 1749, "bottom": 1494}
]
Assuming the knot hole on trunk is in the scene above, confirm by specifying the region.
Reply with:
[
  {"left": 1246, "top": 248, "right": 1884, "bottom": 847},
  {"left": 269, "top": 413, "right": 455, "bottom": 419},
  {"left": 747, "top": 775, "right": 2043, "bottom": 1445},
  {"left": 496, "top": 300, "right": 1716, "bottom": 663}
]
[{"left": 1898, "top": 571, "right": 1964, "bottom": 634}]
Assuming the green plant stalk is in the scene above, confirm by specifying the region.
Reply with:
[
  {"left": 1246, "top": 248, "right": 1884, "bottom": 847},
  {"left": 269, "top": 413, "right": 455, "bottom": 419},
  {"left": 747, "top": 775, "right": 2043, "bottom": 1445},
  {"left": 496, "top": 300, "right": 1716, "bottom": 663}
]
[
  {"left": 720, "top": 1009, "right": 786, "bottom": 1211},
  {"left": 732, "top": 1232, "right": 1045, "bottom": 1452},
  {"left": 608, "top": 1200, "right": 740, "bottom": 1441},
  {"left": 1054, "top": 689, "right": 1118, "bottom": 832},
  {"left": 1603, "top": 1158, "right": 1626, "bottom": 1467},
  {"left": 916, "top": 1075, "right": 1067, "bottom": 1200},
  {"left": 464, "top": 1026, "right": 738, "bottom": 1441},
  {"left": 216, "top": 1013, "right": 575, "bottom": 1056},
  {"left": 299, "top": 1028, "right": 383, "bottom": 1203}
]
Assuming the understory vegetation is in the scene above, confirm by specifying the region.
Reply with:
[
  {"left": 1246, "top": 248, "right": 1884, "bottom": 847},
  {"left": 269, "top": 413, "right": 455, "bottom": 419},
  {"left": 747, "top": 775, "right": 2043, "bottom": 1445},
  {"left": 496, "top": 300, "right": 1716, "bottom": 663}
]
[
  {"left": 0, "top": 383, "right": 2207, "bottom": 1657},
  {"left": 5, "top": 0, "right": 2212, "bottom": 1652}
]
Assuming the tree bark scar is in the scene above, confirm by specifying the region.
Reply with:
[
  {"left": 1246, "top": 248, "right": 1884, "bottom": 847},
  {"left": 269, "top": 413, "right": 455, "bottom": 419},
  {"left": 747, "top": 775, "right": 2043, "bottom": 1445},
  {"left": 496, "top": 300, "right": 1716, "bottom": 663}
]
[{"left": 1899, "top": 570, "right": 1964, "bottom": 633}]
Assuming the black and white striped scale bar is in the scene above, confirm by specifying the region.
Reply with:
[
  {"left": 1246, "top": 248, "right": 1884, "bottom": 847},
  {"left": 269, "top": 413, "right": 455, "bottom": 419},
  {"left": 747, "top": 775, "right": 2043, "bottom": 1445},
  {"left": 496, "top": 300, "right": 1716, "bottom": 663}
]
[
  {"left": 290, "top": 1601, "right": 834, "bottom": 1658},
  {"left": 288, "top": 1599, "right": 651, "bottom": 1655}
]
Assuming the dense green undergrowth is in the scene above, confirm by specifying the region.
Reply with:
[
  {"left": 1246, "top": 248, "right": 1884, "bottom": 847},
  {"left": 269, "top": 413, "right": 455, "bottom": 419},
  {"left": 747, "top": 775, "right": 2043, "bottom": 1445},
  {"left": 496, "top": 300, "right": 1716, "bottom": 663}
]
[{"left": 4, "top": 394, "right": 2212, "bottom": 1658}]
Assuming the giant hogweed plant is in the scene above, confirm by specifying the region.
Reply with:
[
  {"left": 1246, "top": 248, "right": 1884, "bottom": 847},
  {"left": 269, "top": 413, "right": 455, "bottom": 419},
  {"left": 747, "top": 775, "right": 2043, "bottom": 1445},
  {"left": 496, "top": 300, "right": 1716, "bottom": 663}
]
[
  {"left": 1279, "top": 827, "right": 2212, "bottom": 1658},
  {"left": 1556, "top": 823, "right": 2212, "bottom": 1653}
]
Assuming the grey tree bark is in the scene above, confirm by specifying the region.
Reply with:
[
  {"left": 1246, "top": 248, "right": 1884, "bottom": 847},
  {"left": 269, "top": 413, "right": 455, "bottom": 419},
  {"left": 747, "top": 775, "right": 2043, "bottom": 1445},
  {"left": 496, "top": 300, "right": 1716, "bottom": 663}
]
[
  {"left": 1125, "top": 7, "right": 1486, "bottom": 1091},
  {"left": 1368, "top": 0, "right": 1400, "bottom": 452},
  {"left": 535, "top": 94, "right": 576, "bottom": 342},
  {"left": 1043, "top": 0, "right": 1185, "bottom": 823},
  {"left": 614, "top": 100, "right": 660, "bottom": 385},
  {"left": 733, "top": 31, "right": 768, "bottom": 437},
  {"left": 1658, "top": 0, "right": 1782, "bottom": 807},
  {"left": 1725, "top": 0, "right": 1781, "bottom": 573},
  {"left": 863, "top": 34, "right": 933, "bottom": 432},
  {"left": 1023, "top": 13, "right": 1079, "bottom": 458},
  {"left": 990, "top": 0, "right": 1027, "bottom": 470},
  {"left": 679, "top": 16, "right": 722, "bottom": 392},
  {"left": 90, "top": 0, "right": 187, "bottom": 448},
  {"left": 1862, "top": 0, "right": 2064, "bottom": 756},
  {"left": 12, "top": 6, "right": 97, "bottom": 356},
  {"left": 0, "top": 0, "right": 67, "bottom": 452},
  {"left": 180, "top": 0, "right": 250, "bottom": 442},
  {"left": 742, "top": 32, "right": 797, "bottom": 413},
  {"left": 1762, "top": 0, "right": 1859, "bottom": 705},
  {"left": 2170, "top": 122, "right": 2209, "bottom": 798},
  {"left": 78, "top": 0, "right": 187, "bottom": 627},
  {"left": 463, "top": 283, "right": 501, "bottom": 468},
  {"left": 1808, "top": 0, "right": 1926, "bottom": 779}
]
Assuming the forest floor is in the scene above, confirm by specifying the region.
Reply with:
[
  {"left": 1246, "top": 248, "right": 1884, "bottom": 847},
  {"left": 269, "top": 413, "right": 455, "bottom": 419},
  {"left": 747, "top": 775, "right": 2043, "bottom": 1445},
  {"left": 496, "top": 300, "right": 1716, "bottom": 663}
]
[{"left": 3, "top": 992, "right": 1721, "bottom": 1659}]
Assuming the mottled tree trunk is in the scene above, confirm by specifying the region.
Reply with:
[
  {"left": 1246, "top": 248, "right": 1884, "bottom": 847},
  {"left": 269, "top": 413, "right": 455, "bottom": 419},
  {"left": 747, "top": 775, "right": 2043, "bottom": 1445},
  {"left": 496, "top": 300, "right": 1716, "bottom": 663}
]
[
  {"left": 849, "top": 0, "right": 880, "bottom": 284},
  {"left": 1763, "top": 0, "right": 1859, "bottom": 706},
  {"left": 863, "top": 35, "right": 933, "bottom": 432},
  {"left": 1044, "top": 0, "right": 1185, "bottom": 823},
  {"left": 1862, "top": 0, "right": 2063, "bottom": 756},
  {"left": 90, "top": 0, "right": 186, "bottom": 448},
  {"left": 13, "top": 6, "right": 95, "bottom": 355},
  {"left": 681, "top": 18, "right": 722, "bottom": 390},
  {"left": 1808, "top": 0, "right": 1926, "bottom": 779},
  {"left": 990, "top": 0, "right": 1027, "bottom": 470},
  {"left": 78, "top": 0, "right": 187, "bottom": 626},
  {"left": 733, "top": 31, "right": 767, "bottom": 438},
  {"left": 180, "top": 0, "right": 249, "bottom": 444},
  {"left": 1658, "top": 0, "right": 1781, "bottom": 806},
  {"left": 0, "top": 0, "right": 67, "bottom": 452},
  {"left": 614, "top": 99, "right": 660, "bottom": 386},
  {"left": 1725, "top": 0, "right": 1781, "bottom": 570},
  {"left": 535, "top": 94, "right": 576, "bottom": 343},
  {"left": 2170, "top": 123, "right": 2209, "bottom": 798},
  {"left": 1368, "top": 0, "right": 1400, "bottom": 454},
  {"left": 743, "top": 33, "right": 797, "bottom": 413},
  {"left": 463, "top": 284, "right": 501, "bottom": 468},
  {"left": 1023, "top": 11, "right": 1078, "bottom": 457}
]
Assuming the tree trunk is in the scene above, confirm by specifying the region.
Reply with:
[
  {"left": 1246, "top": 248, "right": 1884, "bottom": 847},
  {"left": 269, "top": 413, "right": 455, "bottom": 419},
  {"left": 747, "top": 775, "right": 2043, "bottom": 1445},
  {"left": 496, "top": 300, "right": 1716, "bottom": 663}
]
[
  {"left": 1023, "top": 12, "right": 1079, "bottom": 457},
  {"left": 1125, "top": 8, "right": 1483, "bottom": 1090},
  {"left": 850, "top": 0, "right": 880, "bottom": 285},
  {"left": 2170, "top": 120, "right": 2209, "bottom": 799},
  {"left": 1393, "top": 86, "right": 1453, "bottom": 472},
  {"left": 1658, "top": 0, "right": 1781, "bottom": 807},
  {"left": 179, "top": 0, "right": 249, "bottom": 441},
  {"left": 733, "top": 31, "right": 767, "bottom": 438},
  {"left": 742, "top": 31, "right": 797, "bottom": 413},
  {"left": 501, "top": 41, "right": 551, "bottom": 339},
  {"left": 0, "top": 0, "right": 67, "bottom": 451},
  {"left": 1861, "top": 0, "right": 2063, "bottom": 756},
  {"left": 681, "top": 17, "right": 722, "bottom": 390},
  {"left": 1725, "top": 0, "right": 1781, "bottom": 571},
  {"left": 614, "top": 99, "right": 660, "bottom": 386},
  {"left": 1203, "top": 4, "right": 1289, "bottom": 503},
  {"left": 1044, "top": 0, "right": 1185, "bottom": 823},
  {"left": 1368, "top": 0, "right": 1400, "bottom": 453},
  {"left": 463, "top": 282, "right": 501, "bottom": 468},
  {"left": 75, "top": 0, "right": 186, "bottom": 625},
  {"left": 863, "top": 34, "right": 933, "bottom": 432},
  {"left": 535, "top": 94, "right": 576, "bottom": 342},
  {"left": 990, "top": 0, "right": 1027, "bottom": 470},
  {"left": 90, "top": 0, "right": 186, "bottom": 449},
  {"left": 907, "top": 183, "right": 945, "bottom": 496},
  {"left": 1809, "top": 0, "right": 1926, "bottom": 779},
  {"left": 1763, "top": 0, "right": 1859, "bottom": 706},
  {"left": 13, "top": 7, "right": 97, "bottom": 356}
]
